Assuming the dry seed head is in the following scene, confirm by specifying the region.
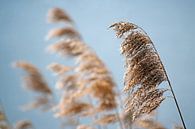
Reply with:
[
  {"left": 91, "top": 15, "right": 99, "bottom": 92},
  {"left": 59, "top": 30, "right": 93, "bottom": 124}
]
[
  {"left": 47, "top": 39, "right": 88, "bottom": 57},
  {"left": 46, "top": 27, "right": 80, "bottom": 40},
  {"left": 15, "top": 120, "right": 33, "bottom": 129},
  {"left": 47, "top": 8, "right": 73, "bottom": 23},
  {"left": 47, "top": 63, "right": 72, "bottom": 75},
  {"left": 55, "top": 101, "right": 93, "bottom": 117},
  {"left": 76, "top": 60, "right": 107, "bottom": 74},
  {"left": 0, "top": 111, "right": 6, "bottom": 121},
  {"left": 14, "top": 61, "right": 52, "bottom": 94},
  {"left": 136, "top": 119, "right": 166, "bottom": 129},
  {"left": 76, "top": 52, "right": 103, "bottom": 64},
  {"left": 111, "top": 22, "right": 167, "bottom": 120},
  {"left": 95, "top": 114, "right": 117, "bottom": 125},
  {"left": 87, "top": 80, "right": 117, "bottom": 110},
  {"left": 125, "top": 88, "right": 166, "bottom": 120},
  {"left": 88, "top": 80, "right": 116, "bottom": 99},
  {"left": 48, "top": 38, "right": 117, "bottom": 112},
  {"left": 110, "top": 22, "right": 138, "bottom": 38},
  {"left": 54, "top": 94, "right": 75, "bottom": 113},
  {"left": 47, "top": 7, "right": 117, "bottom": 117},
  {"left": 76, "top": 125, "right": 95, "bottom": 129},
  {"left": 21, "top": 95, "right": 53, "bottom": 111},
  {"left": 98, "top": 100, "right": 117, "bottom": 111},
  {"left": 132, "top": 97, "right": 165, "bottom": 120},
  {"left": 55, "top": 74, "right": 78, "bottom": 90}
]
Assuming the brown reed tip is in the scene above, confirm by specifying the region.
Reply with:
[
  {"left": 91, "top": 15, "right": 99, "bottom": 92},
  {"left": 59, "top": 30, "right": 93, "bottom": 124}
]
[
  {"left": 14, "top": 61, "right": 52, "bottom": 94},
  {"left": 47, "top": 8, "right": 73, "bottom": 23},
  {"left": 15, "top": 120, "right": 33, "bottom": 129}
]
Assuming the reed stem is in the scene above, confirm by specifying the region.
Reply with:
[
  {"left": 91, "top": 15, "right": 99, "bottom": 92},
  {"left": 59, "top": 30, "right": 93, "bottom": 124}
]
[{"left": 151, "top": 43, "right": 187, "bottom": 129}]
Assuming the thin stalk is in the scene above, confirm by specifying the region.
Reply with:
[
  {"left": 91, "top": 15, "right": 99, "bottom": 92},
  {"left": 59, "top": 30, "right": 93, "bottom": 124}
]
[
  {"left": 138, "top": 27, "right": 187, "bottom": 129},
  {"left": 165, "top": 76, "right": 186, "bottom": 129},
  {"left": 151, "top": 42, "right": 187, "bottom": 129}
]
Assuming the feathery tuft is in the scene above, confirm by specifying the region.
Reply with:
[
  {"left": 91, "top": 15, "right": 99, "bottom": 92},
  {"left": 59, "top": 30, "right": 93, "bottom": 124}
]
[
  {"left": 15, "top": 120, "right": 33, "bottom": 129},
  {"left": 14, "top": 61, "right": 53, "bottom": 111},
  {"left": 111, "top": 22, "right": 167, "bottom": 121},
  {"left": 47, "top": 8, "right": 73, "bottom": 23},
  {"left": 14, "top": 61, "right": 52, "bottom": 94},
  {"left": 47, "top": 62, "right": 72, "bottom": 75},
  {"left": 76, "top": 125, "right": 95, "bottom": 129},
  {"left": 95, "top": 114, "right": 117, "bottom": 125},
  {"left": 46, "top": 27, "right": 80, "bottom": 40},
  {"left": 47, "top": 8, "right": 117, "bottom": 116},
  {"left": 136, "top": 119, "right": 166, "bottom": 129}
]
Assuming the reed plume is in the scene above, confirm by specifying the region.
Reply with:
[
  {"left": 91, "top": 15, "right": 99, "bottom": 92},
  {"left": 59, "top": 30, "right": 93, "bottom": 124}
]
[
  {"left": 0, "top": 104, "right": 11, "bottom": 129},
  {"left": 0, "top": 111, "right": 6, "bottom": 121},
  {"left": 1, "top": 103, "right": 34, "bottom": 129},
  {"left": 47, "top": 62, "right": 72, "bottom": 76},
  {"left": 14, "top": 61, "right": 52, "bottom": 94},
  {"left": 55, "top": 101, "right": 93, "bottom": 117},
  {"left": 135, "top": 116, "right": 184, "bottom": 129},
  {"left": 47, "top": 7, "right": 117, "bottom": 118},
  {"left": 76, "top": 125, "right": 95, "bottom": 129},
  {"left": 0, "top": 112, "right": 9, "bottom": 129},
  {"left": 110, "top": 21, "right": 186, "bottom": 129},
  {"left": 13, "top": 61, "right": 53, "bottom": 111},
  {"left": 95, "top": 114, "right": 117, "bottom": 125},
  {"left": 46, "top": 27, "right": 80, "bottom": 40},
  {"left": 47, "top": 8, "right": 73, "bottom": 23},
  {"left": 15, "top": 120, "right": 33, "bottom": 129},
  {"left": 110, "top": 22, "right": 167, "bottom": 121},
  {"left": 136, "top": 119, "right": 166, "bottom": 129},
  {"left": 21, "top": 96, "right": 53, "bottom": 111}
]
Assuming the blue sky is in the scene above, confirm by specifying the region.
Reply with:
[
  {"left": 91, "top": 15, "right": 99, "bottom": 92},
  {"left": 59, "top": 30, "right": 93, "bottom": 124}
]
[{"left": 0, "top": 0, "right": 195, "bottom": 128}]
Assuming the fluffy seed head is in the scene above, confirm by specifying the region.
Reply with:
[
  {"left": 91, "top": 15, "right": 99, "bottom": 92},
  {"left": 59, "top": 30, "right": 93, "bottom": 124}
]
[
  {"left": 14, "top": 61, "right": 52, "bottom": 94},
  {"left": 111, "top": 22, "right": 167, "bottom": 121},
  {"left": 47, "top": 8, "right": 72, "bottom": 23}
]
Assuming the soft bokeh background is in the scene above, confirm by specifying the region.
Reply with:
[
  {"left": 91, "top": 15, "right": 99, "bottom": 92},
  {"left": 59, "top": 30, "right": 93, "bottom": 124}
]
[{"left": 0, "top": 0, "right": 194, "bottom": 128}]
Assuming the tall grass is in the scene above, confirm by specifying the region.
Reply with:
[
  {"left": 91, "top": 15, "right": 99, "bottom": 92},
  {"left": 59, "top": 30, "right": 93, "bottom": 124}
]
[{"left": 9, "top": 7, "right": 186, "bottom": 129}]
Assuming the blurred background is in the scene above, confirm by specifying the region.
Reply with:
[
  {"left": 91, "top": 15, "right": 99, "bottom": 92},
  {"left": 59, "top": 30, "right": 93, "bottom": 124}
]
[{"left": 0, "top": 0, "right": 194, "bottom": 128}]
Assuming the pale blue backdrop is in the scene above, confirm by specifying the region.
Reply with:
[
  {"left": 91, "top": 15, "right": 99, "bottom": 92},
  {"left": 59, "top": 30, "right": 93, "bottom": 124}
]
[{"left": 0, "top": 0, "right": 194, "bottom": 129}]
